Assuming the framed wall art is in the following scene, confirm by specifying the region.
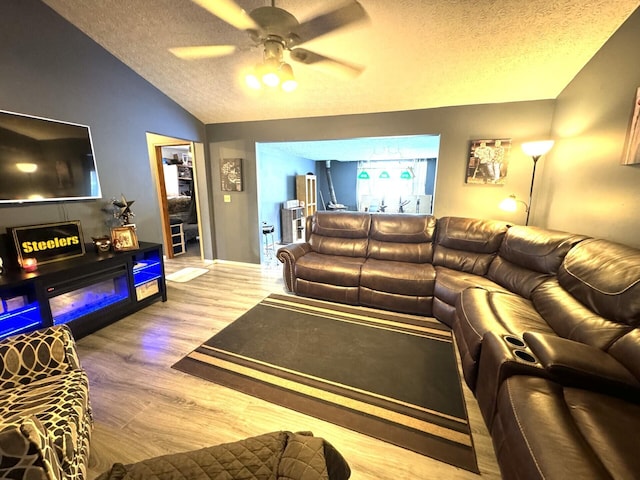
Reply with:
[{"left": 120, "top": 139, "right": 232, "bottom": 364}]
[
  {"left": 10, "top": 221, "right": 85, "bottom": 267},
  {"left": 466, "top": 138, "right": 512, "bottom": 184},
  {"left": 622, "top": 86, "right": 640, "bottom": 165},
  {"left": 220, "top": 158, "right": 243, "bottom": 191},
  {"left": 111, "top": 225, "right": 139, "bottom": 252}
]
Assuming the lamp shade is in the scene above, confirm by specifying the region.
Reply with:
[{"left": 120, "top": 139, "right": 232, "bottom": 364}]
[
  {"left": 499, "top": 195, "right": 518, "bottom": 212},
  {"left": 522, "top": 140, "right": 554, "bottom": 157},
  {"left": 379, "top": 171, "right": 390, "bottom": 179},
  {"left": 400, "top": 170, "right": 412, "bottom": 180},
  {"left": 358, "top": 171, "right": 370, "bottom": 180}
]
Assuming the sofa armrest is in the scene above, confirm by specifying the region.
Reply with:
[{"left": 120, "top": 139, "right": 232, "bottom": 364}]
[
  {"left": 475, "top": 331, "right": 547, "bottom": 429},
  {"left": 523, "top": 332, "right": 640, "bottom": 400},
  {"left": 276, "top": 243, "right": 312, "bottom": 292},
  {"left": 279, "top": 432, "right": 351, "bottom": 480},
  {"left": 0, "top": 325, "right": 81, "bottom": 389},
  {"left": 0, "top": 416, "right": 63, "bottom": 480}
]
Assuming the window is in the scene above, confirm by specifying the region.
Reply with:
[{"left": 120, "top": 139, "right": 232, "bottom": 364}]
[{"left": 356, "top": 159, "right": 434, "bottom": 214}]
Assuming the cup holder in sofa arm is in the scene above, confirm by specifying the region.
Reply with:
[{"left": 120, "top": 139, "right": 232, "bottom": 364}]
[
  {"left": 504, "top": 335, "right": 526, "bottom": 348},
  {"left": 475, "top": 332, "right": 546, "bottom": 430},
  {"left": 513, "top": 349, "right": 537, "bottom": 363}
]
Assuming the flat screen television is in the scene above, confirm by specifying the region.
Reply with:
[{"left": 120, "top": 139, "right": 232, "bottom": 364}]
[{"left": 0, "top": 109, "right": 102, "bottom": 204}]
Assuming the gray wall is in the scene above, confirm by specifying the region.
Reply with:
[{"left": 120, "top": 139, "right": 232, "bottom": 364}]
[
  {"left": 542, "top": 8, "right": 640, "bottom": 246},
  {"left": 207, "top": 101, "right": 555, "bottom": 263},
  {"left": 0, "top": 0, "right": 205, "bottom": 245}
]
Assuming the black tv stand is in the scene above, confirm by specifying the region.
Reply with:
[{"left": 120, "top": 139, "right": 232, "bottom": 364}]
[{"left": 0, "top": 242, "right": 166, "bottom": 340}]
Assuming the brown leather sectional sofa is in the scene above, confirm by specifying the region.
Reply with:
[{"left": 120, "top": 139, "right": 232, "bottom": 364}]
[{"left": 277, "top": 211, "right": 640, "bottom": 480}]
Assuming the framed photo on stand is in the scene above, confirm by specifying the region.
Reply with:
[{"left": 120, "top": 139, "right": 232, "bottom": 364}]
[{"left": 111, "top": 225, "right": 139, "bottom": 252}]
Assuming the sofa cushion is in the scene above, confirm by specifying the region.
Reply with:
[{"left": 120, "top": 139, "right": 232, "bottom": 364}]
[
  {"left": 433, "top": 266, "right": 507, "bottom": 307},
  {"left": 492, "top": 376, "right": 640, "bottom": 480},
  {"left": 309, "top": 212, "right": 371, "bottom": 257},
  {"left": 359, "top": 287, "right": 434, "bottom": 316},
  {"left": 558, "top": 238, "right": 640, "bottom": 327},
  {"left": 295, "top": 253, "right": 365, "bottom": 287},
  {"left": 487, "top": 226, "right": 587, "bottom": 298},
  {"left": 609, "top": 329, "right": 640, "bottom": 385},
  {"left": 359, "top": 259, "right": 435, "bottom": 315},
  {"left": 432, "top": 266, "right": 508, "bottom": 327},
  {"left": 0, "top": 325, "right": 81, "bottom": 389},
  {"left": 360, "top": 259, "right": 435, "bottom": 296},
  {"left": 296, "top": 280, "right": 360, "bottom": 306},
  {"left": 96, "top": 431, "right": 350, "bottom": 480},
  {"left": 0, "top": 415, "right": 62, "bottom": 480},
  {"left": 0, "top": 370, "right": 91, "bottom": 470},
  {"left": 367, "top": 214, "right": 436, "bottom": 263},
  {"left": 433, "top": 217, "right": 509, "bottom": 275},
  {"left": 454, "top": 287, "right": 555, "bottom": 389},
  {"left": 532, "top": 280, "right": 632, "bottom": 350}
]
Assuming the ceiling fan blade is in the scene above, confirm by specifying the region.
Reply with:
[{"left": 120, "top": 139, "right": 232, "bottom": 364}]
[
  {"left": 191, "top": 0, "right": 259, "bottom": 31},
  {"left": 290, "top": 48, "right": 365, "bottom": 78},
  {"left": 290, "top": 0, "right": 369, "bottom": 46},
  {"left": 169, "top": 45, "right": 237, "bottom": 60}
]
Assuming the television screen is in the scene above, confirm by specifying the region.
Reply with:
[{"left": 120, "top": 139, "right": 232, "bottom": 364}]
[{"left": 0, "top": 110, "right": 102, "bottom": 204}]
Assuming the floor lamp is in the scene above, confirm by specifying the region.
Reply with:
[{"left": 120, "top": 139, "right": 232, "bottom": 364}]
[{"left": 520, "top": 140, "right": 554, "bottom": 225}]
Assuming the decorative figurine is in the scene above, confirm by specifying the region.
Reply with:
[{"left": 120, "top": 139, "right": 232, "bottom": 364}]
[
  {"left": 112, "top": 194, "right": 135, "bottom": 226},
  {"left": 92, "top": 236, "right": 112, "bottom": 254}
]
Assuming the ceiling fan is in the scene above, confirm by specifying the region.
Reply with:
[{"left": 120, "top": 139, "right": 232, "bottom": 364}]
[{"left": 169, "top": 0, "right": 369, "bottom": 91}]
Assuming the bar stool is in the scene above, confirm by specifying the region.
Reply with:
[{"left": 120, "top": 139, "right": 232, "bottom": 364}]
[{"left": 261, "top": 222, "right": 275, "bottom": 263}]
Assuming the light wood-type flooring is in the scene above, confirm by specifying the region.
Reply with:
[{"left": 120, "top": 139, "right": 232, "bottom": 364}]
[{"left": 78, "top": 254, "right": 501, "bottom": 479}]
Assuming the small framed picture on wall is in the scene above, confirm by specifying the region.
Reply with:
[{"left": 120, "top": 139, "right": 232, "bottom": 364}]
[
  {"left": 220, "top": 158, "right": 243, "bottom": 191},
  {"left": 622, "top": 86, "right": 640, "bottom": 165},
  {"left": 466, "top": 138, "right": 512, "bottom": 184}
]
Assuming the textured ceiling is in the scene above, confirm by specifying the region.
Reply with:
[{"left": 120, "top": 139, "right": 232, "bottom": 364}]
[{"left": 42, "top": 0, "right": 638, "bottom": 125}]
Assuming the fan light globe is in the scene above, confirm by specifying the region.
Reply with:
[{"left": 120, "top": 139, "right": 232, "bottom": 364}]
[
  {"left": 245, "top": 72, "right": 261, "bottom": 89},
  {"left": 281, "top": 78, "right": 297, "bottom": 92},
  {"left": 279, "top": 63, "right": 297, "bottom": 91},
  {"left": 261, "top": 57, "right": 281, "bottom": 87},
  {"left": 262, "top": 71, "right": 280, "bottom": 87}
]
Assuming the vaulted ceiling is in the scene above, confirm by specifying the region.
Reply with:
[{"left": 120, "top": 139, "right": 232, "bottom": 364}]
[{"left": 42, "top": 0, "right": 638, "bottom": 125}]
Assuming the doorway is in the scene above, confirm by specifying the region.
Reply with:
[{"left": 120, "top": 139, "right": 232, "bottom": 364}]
[
  {"left": 146, "top": 133, "right": 210, "bottom": 261},
  {"left": 160, "top": 145, "right": 200, "bottom": 257}
]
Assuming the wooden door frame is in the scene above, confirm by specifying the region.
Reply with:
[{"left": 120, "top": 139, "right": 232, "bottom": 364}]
[
  {"left": 154, "top": 145, "right": 174, "bottom": 258},
  {"left": 147, "top": 134, "right": 204, "bottom": 260}
]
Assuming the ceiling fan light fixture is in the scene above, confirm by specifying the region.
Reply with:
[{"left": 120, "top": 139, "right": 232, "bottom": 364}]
[
  {"left": 261, "top": 57, "right": 281, "bottom": 87},
  {"left": 279, "top": 63, "right": 297, "bottom": 92},
  {"left": 245, "top": 70, "right": 262, "bottom": 89}
]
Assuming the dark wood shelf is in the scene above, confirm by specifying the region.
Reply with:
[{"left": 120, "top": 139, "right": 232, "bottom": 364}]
[{"left": 0, "top": 242, "right": 166, "bottom": 339}]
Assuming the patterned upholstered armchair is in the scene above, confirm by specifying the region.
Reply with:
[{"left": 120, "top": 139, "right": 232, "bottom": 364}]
[{"left": 0, "top": 325, "right": 92, "bottom": 480}]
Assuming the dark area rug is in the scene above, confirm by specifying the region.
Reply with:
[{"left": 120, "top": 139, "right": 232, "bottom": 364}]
[{"left": 172, "top": 293, "right": 478, "bottom": 473}]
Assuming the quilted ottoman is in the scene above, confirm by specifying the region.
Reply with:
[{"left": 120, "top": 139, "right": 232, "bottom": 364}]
[
  {"left": 96, "top": 431, "right": 351, "bottom": 480},
  {"left": 0, "top": 325, "right": 92, "bottom": 480}
]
